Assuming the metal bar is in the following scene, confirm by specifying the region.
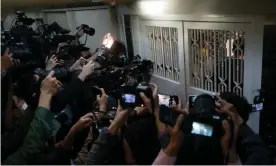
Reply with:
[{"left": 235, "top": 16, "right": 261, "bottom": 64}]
[
  {"left": 169, "top": 28, "right": 174, "bottom": 81},
  {"left": 153, "top": 27, "right": 158, "bottom": 75},
  {"left": 228, "top": 31, "right": 232, "bottom": 92},
  {"left": 241, "top": 34, "right": 244, "bottom": 94},
  {"left": 236, "top": 32, "right": 240, "bottom": 88},
  {"left": 200, "top": 29, "right": 204, "bottom": 89},
  {"left": 214, "top": 30, "right": 217, "bottom": 93},
  {"left": 160, "top": 27, "right": 165, "bottom": 78}
]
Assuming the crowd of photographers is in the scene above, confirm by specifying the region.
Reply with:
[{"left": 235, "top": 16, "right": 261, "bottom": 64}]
[{"left": 1, "top": 12, "right": 275, "bottom": 165}]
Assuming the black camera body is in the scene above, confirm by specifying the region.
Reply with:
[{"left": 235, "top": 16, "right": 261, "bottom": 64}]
[
  {"left": 120, "top": 82, "right": 153, "bottom": 108},
  {"left": 77, "top": 24, "right": 95, "bottom": 36},
  {"left": 1, "top": 12, "right": 41, "bottom": 63},
  {"left": 160, "top": 94, "right": 229, "bottom": 139},
  {"left": 184, "top": 94, "right": 229, "bottom": 138},
  {"left": 15, "top": 11, "right": 35, "bottom": 27},
  {"left": 181, "top": 111, "right": 226, "bottom": 138}
]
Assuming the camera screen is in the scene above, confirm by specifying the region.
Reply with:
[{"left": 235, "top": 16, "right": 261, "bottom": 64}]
[
  {"left": 122, "top": 94, "right": 136, "bottom": 104},
  {"left": 252, "top": 103, "right": 263, "bottom": 111},
  {"left": 191, "top": 122, "right": 213, "bottom": 137},
  {"left": 158, "top": 94, "right": 170, "bottom": 106}
]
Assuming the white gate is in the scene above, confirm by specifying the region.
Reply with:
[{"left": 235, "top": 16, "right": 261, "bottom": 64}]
[
  {"left": 128, "top": 15, "right": 263, "bottom": 133},
  {"left": 184, "top": 22, "right": 252, "bottom": 97},
  {"left": 140, "top": 20, "right": 186, "bottom": 98}
]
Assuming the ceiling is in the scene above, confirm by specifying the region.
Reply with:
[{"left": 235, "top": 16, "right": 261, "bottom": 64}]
[{"left": 1, "top": 0, "right": 135, "bottom": 14}]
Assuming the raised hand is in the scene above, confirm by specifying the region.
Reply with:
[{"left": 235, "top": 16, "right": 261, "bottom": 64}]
[
  {"left": 97, "top": 88, "right": 108, "bottom": 112},
  {"left": 170, "top": 98, "right": 189, "bottom": 115},
  {"left": 78, "top": 60, "right": 95, "bottom": 81},
  {"left": 108, "top": 100, "right": 130, "bottom": 134},
  {"left": 150, "top": 83, "right": 159, "bottom": 111},
  {"left": 215, "top": 94, "right": 244, "bottom": 126},
  {"left": 45, "top": 55, "right": 64, "bottom": 71},
  {"left": 164, "top": 113, "right": 185, "bottom": 157},
  {"left": 215, "top": 94, "right": 240, "bottom": 163},
  {"left": 40, "top": 71, "right": 62, "bottom": 95},
  {"left": 69, "top": 57, "right": 87, "bottom": 72},
  {"left": 71, "top": 113, "right": 94, "bottom": 133},
  {"left": 39, "top": 71, "right": 62, "bottom": 109}
]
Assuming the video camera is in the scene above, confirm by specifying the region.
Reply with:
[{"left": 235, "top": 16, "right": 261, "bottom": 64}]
[
  {"left": 76, "top": 24, "right": 95, "bottom": 37},
  {"left": 91, "top": 57, "right": 153, "bottom": 93},
  {"left": 14, "top": 11, "right": 35, "bottom": 27},
  {"left": 1, "top": 11, "right": 42, "bottom": 62}
]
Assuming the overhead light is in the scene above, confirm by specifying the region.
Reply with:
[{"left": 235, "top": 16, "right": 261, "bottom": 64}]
[{"left": 138, "top": 0, "right": 167, "bottom": 15}]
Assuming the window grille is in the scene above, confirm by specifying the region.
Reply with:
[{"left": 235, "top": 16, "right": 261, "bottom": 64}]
[
  {"left": 146, "top": 26, "right": 180, "bottom": 82},
  {"left": 189, "top": 29, "right": 245, "bottom": 96}
]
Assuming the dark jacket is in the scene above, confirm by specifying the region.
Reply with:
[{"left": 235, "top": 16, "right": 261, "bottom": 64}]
[
  {"left": 3, "top": 107, "right": 58, "bottom": 165},
  {"left": 86, "top": 127, "right": 125, "bottom": 165},
  {"left": 1, "top": 77, "right": 85, "bottom": 161},
  {"left": 1, "top": 108, "right": 35, "bottom": 160},
  {"left": 50, "top": 77, "right": 85, "bottom": 114},
  {"left": 237, "top": 123, "right": 275, "bottom": 164}
]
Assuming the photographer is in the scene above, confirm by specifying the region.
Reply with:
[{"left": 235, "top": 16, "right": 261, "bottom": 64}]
[
  {"left": 157, "top": 92, "right": 274, "bottom": 165},
  {"left": 220, "top": 92, "right": 274, "bottom": 164},
  {"left": 3, "top": 71, "right": 61, "bottom": 164},
  {"left": 154, "top": 94, "right": 241, "bottom": 165},
  {"left": 86, "top": 87, "right": 161, "bottom": 165},
  {"left": 1, "top": 59, "right": 95, "bottom": 161}
]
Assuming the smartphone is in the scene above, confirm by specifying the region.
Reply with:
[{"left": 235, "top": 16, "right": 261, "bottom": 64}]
[
  {"left": 158, "top": 94, "right": 170, "bottom": 106},
  {"left": 170, "top": 95, "right": 179, "bottom": 105},
  {"left": 22, "top": 102, "right": 28, "bottom": 111},
  {"left": 191, "top": 122, "right": 213, "bottom": 137}
]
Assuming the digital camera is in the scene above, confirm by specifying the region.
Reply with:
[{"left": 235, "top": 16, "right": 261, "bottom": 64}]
[
  {"left": 183, "top": 94, "right": 228, "bottom": 138},
  {"left": 120, "top": 82, "right": 153, "bottom": 108}
]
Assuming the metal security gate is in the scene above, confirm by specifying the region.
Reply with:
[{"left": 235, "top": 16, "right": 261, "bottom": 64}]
[
  {"left": 184, "top": 22, "right": 252, "bottom": 97},
  {"left": 135, "top": 17, "right": 261, "bottom": 105},
  {"left": 127, "top": 14, "right": 263, "bottom": 133},
  {"left": 140, "top": 20, "right": 185, "bottom": 98}
]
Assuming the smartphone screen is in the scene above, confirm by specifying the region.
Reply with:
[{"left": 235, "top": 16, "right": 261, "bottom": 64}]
[
  {"left": 122, "top": 94, "right": 136, "bottom": 104},
  {"left": 189, "top": 95, "right": 197, "bottom": 107},
  {"left": 158, "top": 94, "right": 170, "bottom": 106},
  {"left": 191, "top": 122, "right": 213, "bottom": 137},
  {"left": 22, "top": 102, "right": 28, "bottom": 111}
]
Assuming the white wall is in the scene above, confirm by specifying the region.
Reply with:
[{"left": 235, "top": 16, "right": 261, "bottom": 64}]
[
  {"left": 43, "top": 7, "right": 119, "bottom": 51},
  {"left": 65, "top": 9, "right": 115, "bottom": 52},
  {"left": 2, "top": 7, "right": 120, "bottom": 52}
]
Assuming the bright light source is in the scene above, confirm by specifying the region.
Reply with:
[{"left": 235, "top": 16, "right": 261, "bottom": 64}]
[
  {"left": 138, "top": 0, "right": 167, "bottom": 15},
  {"left": 102, "top": 33, "right": 114, "bottom": 49}
]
